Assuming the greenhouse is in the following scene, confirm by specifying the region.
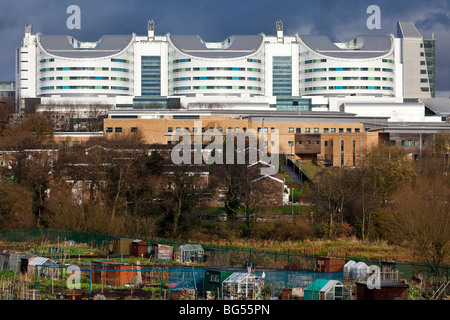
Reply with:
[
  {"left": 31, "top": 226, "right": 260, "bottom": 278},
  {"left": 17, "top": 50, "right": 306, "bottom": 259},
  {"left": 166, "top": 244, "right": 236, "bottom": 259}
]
[
  {"left": 304, "top": 279, "right": 352, "bottom": 300},
  {"left": 178, "top": 244, "right": 204, "bottom": 263},
  {"left": 350, "top": 262, "right": 370, "bottom": 280},
  {"left": 222, "top": 272, "right": 264, "bottom": 300}
]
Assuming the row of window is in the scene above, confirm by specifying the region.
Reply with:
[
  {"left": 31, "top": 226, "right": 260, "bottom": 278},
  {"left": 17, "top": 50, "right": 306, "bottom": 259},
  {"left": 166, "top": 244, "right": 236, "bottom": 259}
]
[
  {"left": 168, "top": 126, "right": 247, "bottom": 133},
  {"left": 172, "top": 86, "right": 262, "bottom": 91},
  {"left": 171, "top": 76, "right": 262, "bottom": 82},
  {"left": 304, "top": 86, "right": 392, "bottom": 91},
  {"left": 291, "top": 127, "right": 361, "bottom": 133},
  {"left": 111, "top": 58, "right": 130, "bottom": 63},
  {"left": 304, "top": 67, "right": 393, "bottom": 73},
  {"left": 172, "top": 58, "right": 262, "bottom": 64},
  {"left": 40, "top": 86, "right": 129, "bottom": 91},
  {"left": 39, "top": 58, "right": 55, "bottom": 63},
  {"left": 304, "top": 76, "right": 394, "bottom": 82},
  {"left": 39, "top": 58, "right": 130, "bottom": 64},
  {"left": 40, "top": 67, "right": 130, "bottom": 73},
  {"left": 172, "top": 67, "right": 262, "bottom": 73},
  {"left": 105, "top": 127, "right": 138, "bottom": 133},
  {"left": 39, "top": 76, "right": 130, "bottom": 81},
  {"left": 391, "top": 140, "right": 427, "bottom": 148}
]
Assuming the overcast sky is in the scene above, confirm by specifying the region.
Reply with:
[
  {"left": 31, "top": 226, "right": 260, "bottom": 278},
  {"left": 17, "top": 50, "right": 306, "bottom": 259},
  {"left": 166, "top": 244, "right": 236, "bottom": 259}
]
[{"left": 1, "top": 0, "right": 449, "bottom": 96}]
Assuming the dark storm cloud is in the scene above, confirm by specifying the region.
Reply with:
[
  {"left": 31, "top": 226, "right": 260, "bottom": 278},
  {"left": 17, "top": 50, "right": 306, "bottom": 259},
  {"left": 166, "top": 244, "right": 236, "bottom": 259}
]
[{"left": 0, "top": 0, "right": 449, "bottom": 92}]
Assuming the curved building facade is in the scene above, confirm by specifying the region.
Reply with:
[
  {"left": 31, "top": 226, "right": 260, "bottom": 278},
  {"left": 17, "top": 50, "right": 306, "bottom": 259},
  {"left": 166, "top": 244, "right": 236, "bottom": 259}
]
[
  {"left": 36, "top": 34, "right": 135, "bottom": 98},
  {"left": 298, "top": 35, "right": 397, "bottom": 97},
  {"left": 167, "top": 34, "right": 265, "bottom": 97}
]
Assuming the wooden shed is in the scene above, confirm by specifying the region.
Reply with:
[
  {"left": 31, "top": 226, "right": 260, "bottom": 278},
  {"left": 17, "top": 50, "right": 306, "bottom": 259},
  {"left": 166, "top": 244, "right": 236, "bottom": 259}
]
[
  {"left": 112, "top": 238, "right": 133, "bottom": 256},
  {"left": 314, "top": 257, "right": 346, "bottom": 273},
  {"left": 131, "top": 239, "right": 148, "bottom": 258},
  {"left": 151, "top": 244, "right": 173, "bottom": 261},
  {"left": 91, "top": 261, "right": 138, "bottom": 287},
  {"left": 356, "top": 281, "right": 408, "bottom": 300}
]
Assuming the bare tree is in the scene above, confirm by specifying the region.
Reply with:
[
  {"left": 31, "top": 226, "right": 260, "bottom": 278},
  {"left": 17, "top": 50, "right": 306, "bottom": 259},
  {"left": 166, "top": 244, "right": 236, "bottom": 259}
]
[{"left": 387, "top": 177, "right": 450, "bottom": 266}]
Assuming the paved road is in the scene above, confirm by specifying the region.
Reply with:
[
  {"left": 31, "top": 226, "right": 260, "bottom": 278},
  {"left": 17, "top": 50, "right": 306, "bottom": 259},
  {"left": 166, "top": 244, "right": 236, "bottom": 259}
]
[{"left": 282, "top": 163, "right": 304, "bottom": 190}]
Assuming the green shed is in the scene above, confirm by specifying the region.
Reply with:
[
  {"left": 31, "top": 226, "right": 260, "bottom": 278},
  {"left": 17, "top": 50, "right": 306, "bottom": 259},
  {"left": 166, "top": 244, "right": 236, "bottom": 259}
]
[
  {"left": 203, "top": 269, "right": 234, "bottom": 299},
  {"left": 304, "top": 279, "right": 351, "bottom": 300}
]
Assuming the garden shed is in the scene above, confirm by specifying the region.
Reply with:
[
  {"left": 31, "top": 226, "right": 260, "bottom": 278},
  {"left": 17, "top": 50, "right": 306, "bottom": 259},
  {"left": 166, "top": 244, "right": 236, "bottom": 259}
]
[
  {"left": 0, "top": 251, "right": 24, "bottom": 272},
  {"left": 112, "top": 238, "right": 133, "bottom": 256},
  {"left": 131, "top": 239, "right": 148, "bottom": 258},
  {"left": 204, "top": 269, "right": 234, "bottom": 299},
  {"left": 356, "top": 281, "right": 408, "bottom": 300},
  {"left": 314, "top": 257, "right": 346, "bottom": 273},
  {"left": 222, "top": 272, "right": 264, "bottom": 300},
  {"left": 304, "top": 279, "right": 352, "bottom": 300},
  {"left": 21, "top": 255, "right": 58, "bottom": 279},
  {"left": 178, "top": 244, "right": 204, "bottom": 263},
  {"left": 91, "top": 261, "right": 138, "bottom": 287},
  {"left": 151, "top": 243, "right": 173, "bottom": 260}
]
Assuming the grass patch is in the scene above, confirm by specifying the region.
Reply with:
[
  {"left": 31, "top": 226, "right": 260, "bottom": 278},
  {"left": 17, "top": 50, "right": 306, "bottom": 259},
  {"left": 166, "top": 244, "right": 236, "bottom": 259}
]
[{"left": 297, "top": 161, "right": 321, "bottom": 180}]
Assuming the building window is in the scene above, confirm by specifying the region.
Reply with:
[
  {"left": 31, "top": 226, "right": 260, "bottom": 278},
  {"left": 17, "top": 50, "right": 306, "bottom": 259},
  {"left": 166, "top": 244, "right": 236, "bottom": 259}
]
[
  {"left": 314, "top": 128, "right": 319, "bottom": 133},
  {"left": 423, "top": 140, "right": 427, "bottom": 148},
  {"left": 324, "top": 141, "right": 328, "bottom": 147},
  {"left": 339, "top": 128, "right": 344, "bottom": 133},
  {"left": 355, "top": 128, "right": 360, "bottom": 133},
  {"left": 168, "top": 127, "right": 173, "bottom": 133},
  {"left": 105, "top": 127, "right": 113, "bottom": 133},
  {"left": 115, "top": 127, "right": 122, "bottom": 133},
  {"left": 296, "top": 128, "right": 301, "bottom": 134},
  {"left": 347, "top": 128, "right": 352, "bottom": 133},
  {"left": 323, "top": 128, "right": 329, "bottom": 133},
  {"left": 401, "top": 140, "right": 406, "bottom": 147},
  {"left": 408, "top": 140, "right": 413, "bottom": 147},
  {"left": 131, "top": 127, "right": 138, "bottom": 133},
  {"left": 297, "top": 141, "right": 302, "bottom": 144},
  {"left": 305, "top": 128, "right": 311, "bottom": 133},
  {"left": 331, "top": 128, "right": 336, "bottom": 133},
  {"left": 414, "top": 140, "right": 419, "bottom": 147},
  {"left": 272, "top": 56, "right": 292, "bottom": 96},
  {"left": 288, "top": 141, "right": 294, "bottom": 147},
  {"left": 289, "top": 128, "right": 294, "bottom": 133}
]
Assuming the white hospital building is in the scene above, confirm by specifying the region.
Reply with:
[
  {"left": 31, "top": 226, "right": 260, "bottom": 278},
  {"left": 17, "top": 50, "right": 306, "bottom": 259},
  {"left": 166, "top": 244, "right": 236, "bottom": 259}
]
[{"left": 16, "top": 21, "right": 446, "bottom": 122}]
